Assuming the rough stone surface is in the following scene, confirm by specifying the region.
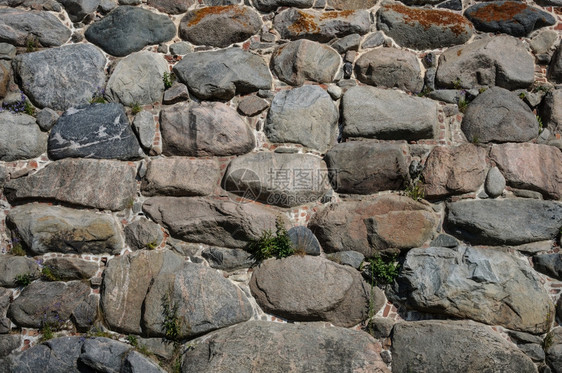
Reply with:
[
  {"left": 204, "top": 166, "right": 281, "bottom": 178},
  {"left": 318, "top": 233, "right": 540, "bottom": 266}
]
[
  {"left": 147, "top": 0, "right": 195, "bottom": 14},
  {"left": 106, "top": 51, "right": 168, "bottom": 106},
  {"left": 85, "top": 6, "right": 174, "bottom": 56},
  {"left": 377, "top": 2, "right": 473, "bottom": 50},
  {"left": 143, "top": 197, "right": 281, "bottom": 248},
  {"left": 162, "top": 82, "right": 189, "bottom": 105},
  {"left": 223, "top": 152, "right": 329, "bottom": 207},
  {"left": 181, "top": 321, "right": 390, "bottom": 373},
  {"left": 271, "top": 39, "right": 341, "bottom": 86},
  {"left": 309, "top": 195, "right": 433, "bottom": 257},
  {"left": 546, "top": 328, "right": 562, "bottom": 373},
  {"left": 122, "top": 350, "right": 166, "bottom": 373},
  {"left": 48, "top": 103, "right": 143, "bottom": 160},
  {"left": 326, "top": 251, "right": 364, "bottom": 269},
  {"left": 237, "top": 95, "right": 269, "bottom": 116},
  {"left": 533, "top": 254, "right": 562, "bottom": 281},
  {"left": 330, "top": 33, "right": 361, "bottom": 53},
  {"left": 4, "top": 158, "right": 137, "bottom": 211},
  {"left": 173, "top": 48, "right": 272, "bottom": 100},
  {"left": 201, "top": 247, "right": 254, "bottom": 271},
  {"left": 7, "top": 204, "right": 124, "bottom": 255},
  {"left": 465, "top": 1, "right": 555, "bottom": 37},
  {"left": 250, "top": 256, "right": 381, "bottom": 326},
  {"left": 133, "top": 111, "right": 156, "bottom": 149},
  {"left": 287, "top": 226, "right": 321, "bottom": 256},
  {"left": 422, "top": 144, "right": 487, "bottom": 200},
  {"left": 13, "top": 44, "right": 106, "bottom": 111},
  {"left": 549, "top": 41, "right": 562, "bottom": 83},
  {"left": 436, "top": 36, "right": 535, "bottom": 90},
  {"left": 0, "top": 335, "right": 20, "bottom": 358},
  {"left": 446, "top": 199, "right": 562, "bottom": 245},
  {"left": 36, "top": 108, "right": 59, "bottom": 132},
  {"left": 530, "top": 29, "right": 558, "bottom": 55},
  {"left": 354, "top": 48, "right": 423, "bottom": 93},
  {"left": 160, "top": 102, "right": 255, "bottom": 156},
  {"left": 179, "top": 6, "right": 262, "bottom": 48},
  {"left": 392, "top": 246, "right": 554, "bottom": 334},
  {"left": 325, "top": 141, "right": 408, "bottom": 195},
  {"left": 327, "top": 0, "right": 378, "bottom": 9},
  {"left": 265, "top": 86, "right": 338, "bottom": 153},
  {"left": 342, "top": 86, "right": 437, "bottom": 140},
  {"left": 0, "top": 256, "right": 40, "bottom": 287},
  {"left": 141, "top": 158, "right": 220, "bottom": 197},
  {"left": 7, "top": 337, "right": 83, "bottom": 372},
  {"left": 274, "top": 8, "right": 371, "bottom": 42},
  {"left": 0, "top": 8, "right": 70, "bottom": 47},
  {"left": 484, "top": 166, "right": 505, "bottom": 198},
  {"left": 124, "top": 218, "right": 163, "bottom": 251},
  {"left": 59, "top": 0, "right": 100, "bottom": 22},
  {"left": 490, "top": 143, "right": 562, "bottom": 200},
  {"left": 253, "top": 0, "right": 314, "bottom": 11},
  {"left": 0, "top": 112, "right": 47, "bottom": 162},
  {"left": 80, "top": 337, "right": 131, "bottom": 372},
  {"left": 392, "top": 320, "right": 538, "bottom": 372},
  {"left": 0, "top": 288, "right": 12, "bottom": 334},
  {"left": 539, "top": 89, "right": 562, "bottom": 135},
  {"left": 462, "top": 87, "right": 538, "bottom": 143},
  {"left": 42, "top": 258, "right": 99, "bottom": 281}
]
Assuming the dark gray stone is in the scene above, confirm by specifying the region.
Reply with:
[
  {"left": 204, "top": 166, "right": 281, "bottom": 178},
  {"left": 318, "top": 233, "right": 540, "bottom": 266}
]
[
  {"left": 201, "top": 247, "right": 254, "bottom": 271},
  {"left": 147, "top": 0, "right": 195, "bottom": 14},
  {"left": 446, "top": 199, "right": 562, "bottom": 246},
  {"left": 8, "top": 336, "right": 84, "bottom": 373},
  {"left": 162, "top": 82, "right": 189, "bottom": 105},
  {"left": 79, "top": 337, "right": 131, "bottom": 372},
  {"left": 0, "top": 288, "right": 12, "bottom": 334},
  {"left": 533, "top": 254, "right": 562, "bottom": 281},
  {"left": 330, "top": 33, "right": 361, "bottom": 53},
  {"left": 124, "top": 218, "right": 164, "bottom": 251},
  {"left": 168, "top": 42, "right": 192, "bottom": 55},
  {"left": 14, "top": 44, "right": 106, "bottom": 111},
  {"left": 465, "top": 1, "right": 555, "bottom": 37},
  {"left": 0, "top": 8, "right": 70, "bottom": 47},
  {"left": 71, "top": 294, "right": 98, "bottom": 332},
  {"left": 287, "top": 226, "right": 321, "bottom": 256},
  {"left": 546, "top": 328, "right": 562, "bottom": 373},
  {"left": 48, "top": 103, "right": 143, "bottom": 160},
  {"left": 0, "top": 335, "right": 20, "bottom": 358},
  {"left": 539, "top": 89, "right": 562, "bottom": 135},
  {"left": 58, "top": 0, "right": 100, "bottom": 22},
  {"left": 122, "top": 350, "right": 166, "bottom": 373},
  {"left": 519, "top": 343, "right": 546, "bottom": 362},
  {"left": 0, "top": 256, "right": 40, "bottom": 288},
  {"left": 549, "top": 42, "right": 562, "bottom": 84},
  {"left": 0, "top": 112, "right": 47, "bottom": 162},
  {"left": 173, "top": 48, "right": 272, "bottom": 100},
  {"left": 253, "top": 0, "right": 314, "bottom": 11},
  {"left": 36, "top": 108, "right": 59, "bottom": 132},
  {"left": 42, "top": 258, "right": 99, "bottom": 280},
  {"left": 430, "top": 233, "right": 459, "bottom": 248},
  {"left": 326, "top": 251, "right": 364, "bottom": 269},
  {"left": 360, "top": 31, "right": 385, "bottom": 49},
  {"left": 85, "top": 6, "right": 176, "bottom": 57}
]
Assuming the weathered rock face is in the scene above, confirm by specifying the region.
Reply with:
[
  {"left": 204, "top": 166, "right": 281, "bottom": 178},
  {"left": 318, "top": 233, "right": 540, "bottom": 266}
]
[
  {"left": 42, "top": 258, "right": 99, "bottom": 281},
  {"left": 179, "top": 6, "right": 262, "bottom": 48},
  {"left": 287, "top": 226, "right": 321, "bottom": 256},
  {"left": 546, "top": 328, "right": 562, "bottom": 373},
  {"left": 4, "top": 159, "right": 137, "bottom": 211},
  {"left": 223, "top": 152, "right": 329, "bottom": 207},
  {"left": 446, "top": 199, "right": 562, "bottom": 245},
  {"left": 328, "top": 0, "right": 377, "bottom": 9},
  {"left": 7, "top": 204, "right": 123, "bottom": 255},
  {"left": 124, "top": 218, "right": 164, "bottom": 251},
  {"left": 271, "top": 40, "right": 341, "bottom": 86},
  {"left": 309, "top": 195, "right": 433, "bottom": 257},
  {"left": 539, "top": 89, "right": 562, "bottom": 135},
  {"left": 265, "top": 86, "right": 338, "bottom": 153},
  {"left": 0, "top": 256, "right": 40, "bottom": 287},
  {"left": 0, "top": 334, "right": 20, "bottom": 358},
  {"left": 250, "top": 256, "right": 381, "bottom": 326},
  {"left": 48, "top": 103, "right": 143, "bottom": 160},
  {"left": 143, "top": 197, "right": 280, "bottom": 248},
  {"left": 106, "top": 51, "right": 168, "bottom": 106},
  {"left": 464, "top": 1, "right": 555, "bottom": 37},
  {"left": 355, "top": 48, "right": 423, "bottom": 93},
  {"left": 0, "top": 288, "right": 12, "bottom": 333},
  {"left": 342, "top": 86, "right": 437, "bottom": 140},
  {"left": 160, "top": 102, "right": 255, "bottom": 157},
  {"left": 422, "top": 144, "right": 487, "bottom": 200},
  {"left": 147, "top": 0, "right": 195, "bottom": 14},
  {"left": 490, "top": 143, "right": 562, "bottom": 200},
  {"left": 181, "top": 321, "right": 390, "bottom": 373},
  {"left": 273, "top": 8, "right": 371, "bottom": 42},
  {"left": 435, "top": 36, "right": 535, "bottom": 90},
  {"left": 462, "top": 87, "right": 538, "bottom": 143},
  {"left": 533, "top": 253, "right": 562, "bottom": 281},
  {"left": 391, "top": 320, "right": 538, "bottom": 373},
  {"left": 173, "top": 48, "right": 272, "bottom": 100},
  {"left": 85, "top": 6, "right": 176, "bottom": 57},
  {"left": 201, "top": 247, "right": 254, "bottom": 271},
  {"left": 392, "top": 246, "right": 554, "bottom": 334},
  {"left": 13, "top": 44, "right": 106, "bottom": 111},
  {"left": 0, "top": 112, "right": 47, "bottom": 161},
  {"left": 549, "top": 41, "right": 562, "bottom": 83},
  {"left": 0, "top": 8, "right": 70, "bottom": 47},
  {"left": 253, "top": 0, "right": 314, "bottom": 12},
  {"left": 325, "top": 141, "right": 408, "bottom": 194},
  {"left": 377, "top": 2, "right": 473, "bottom": 50}
]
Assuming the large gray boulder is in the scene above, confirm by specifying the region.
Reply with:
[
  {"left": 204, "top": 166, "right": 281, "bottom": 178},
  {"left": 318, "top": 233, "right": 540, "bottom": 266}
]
[
  {"left": 0, "top": 112, "right": 47, "bottom": 161},
  {"left": 85, "top": 6, "right": 176, "bottom": 57},
  {"left": 160, "top": 102, "right": 255, "bottom": 156},
  {"left": 435, "top": 36, "right": 534, "bottom": 90},
  {"left": 7, "top": 204, "right": 124, "bottom": 255},
  {"left": 181, "top": 321, "right": 390, "bottom": 373},
  {"left": 446, "top": 199, "right": 562, "bottom": 245},
  {"left": 265, "top": 86, "right": 338, "bottom": 153},
  {"left": 0, "top": 8, "right": 70, "bottom": 47},
  {"left": 13, "top": 44, "right": 106, "bottom": 111},
  {"left": 48, "top": 103, "right": 143, "bottom": 160},
  {"left": 461, "top": 87, "right": 538, "bottom": 143},
  {"left": 106, "top": 51, "right": 168, "bottom": 106},
  {"left": 179, "top": 6, "right": 262, "bottom": 48},
  {"left": 392, "top": 246, "right": 554, "bottom": 334},
  {"left": 250, "top": 256, "right": 383, "bottom": 327},
  {"left": 325, "top": 141, "right": 408, "bottom": 194},
  {"left": 0, "top": 256, "right": 40, "bottom": 287},
  {"left": 354, "top": 48, "right": 423, "bottom": 93},
  {"left": 143, "top": 197, "right": 281, "bottom": 248},
  {"left": 271, "top": 39, "right": 341, "bottom": 86},
  {"left": 342, "top": 86, "right": 437, "bottom": 140},
  {"left": 223, "top": 152, "right": 329, "bottom": 207},
  {"left": 377, "top": 2, "right": 473, "bottom": 50},
  {"left": 4, "top": 158, "right": 137, "bottom": 211},
  {"left": 392, "top": 320, "right": 538, "bottom": 372},
  {"left": 173, "top": 48, "right": 272, "bottom": 100}
]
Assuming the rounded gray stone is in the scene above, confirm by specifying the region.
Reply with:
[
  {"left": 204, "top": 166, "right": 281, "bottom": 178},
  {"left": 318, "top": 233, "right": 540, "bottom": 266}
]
[
  {"left": 287, "top": 226, "right": 321, "bottom": 256},
  {"left": 484, "top": 166, "right": 505, "bottom": 198},
  {"left": 0, "top": 112, "right": 47, "bottom": 162}
]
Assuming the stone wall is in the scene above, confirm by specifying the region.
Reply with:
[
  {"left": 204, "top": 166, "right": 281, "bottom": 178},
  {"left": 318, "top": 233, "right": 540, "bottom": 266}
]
[{"left": 0, "top": 0, "right": 561, "bottom": 371}]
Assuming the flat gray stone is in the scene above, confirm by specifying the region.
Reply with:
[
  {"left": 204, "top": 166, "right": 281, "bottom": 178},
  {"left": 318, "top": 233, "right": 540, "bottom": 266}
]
[
  {"left": 0, "top": 288, "right": 12, "bottom": 333},
  {"left": 326, "top": 251, "right": 364, "bottom": 269},
  {"left": 0, "top": 112, "right": 47, "bottom": 161},
  {"left": 430, "top": 233, "right": 459, "bottom": 248},
  {"left": 0, "top": 8, "right": 70, "bottom": 47},
  {"left": 530, "top": 30, "right": 558, "bottom": 55},
  {"left": 132, "top": 111, "right": 156, "bottom": 149},
  {"left": 42, "top": 258, "right": 99, "bottom": 281},
  {"left": 168, "top": 42, "right": 192, "bottom": 55},
  {"left": 79, "top": 337, "right": 130, "bottom": 372},
  {"left": 0, "top": 256, "right": 40, "bottom": 288},
  {"left": 201, "top": 247, "right": 254, "bottom": 271}
]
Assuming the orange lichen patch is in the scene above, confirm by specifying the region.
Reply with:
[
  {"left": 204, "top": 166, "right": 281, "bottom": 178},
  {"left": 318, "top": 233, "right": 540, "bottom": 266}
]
[
  {"left": 319, "top": 10, "right": 356, "bottom": 20},
  {"left": 469, "top": 2, "right": 530, "bottom": 22},
  {"left": 288, "top": 10, "right": 320, "bottom": 33},
  {"left": 187, "top": 6, "right": 244, "bottom": 26},
  {"left": 385, "top": 3, "right": 471, "bottom": 36}
]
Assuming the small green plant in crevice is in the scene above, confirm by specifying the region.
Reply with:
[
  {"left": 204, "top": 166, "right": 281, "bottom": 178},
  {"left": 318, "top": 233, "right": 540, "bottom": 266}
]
[
  {"left": 25, "top": 37, "right": 37, "bottom": 53},
  {"left": 544, "top": 332, "right": 554, "bottom": 350},
  {"left": 162, "top": 288, "right": 182, "bottom": 341},
  {"left": 247, "top": 217, "right": 294, "bottom": 261},
  {"left": 40, "top": 322, "right": 55, "bottom": 341},
  {"left": 146, "top": 240, "right": 158, "bottom": 250},
  {"left": 537, "top": 115, "right": 544, "bottom": 134},
  {"left": 41, "top": 265, "right": 61, "bottom": 281},
  {"left": 10, "top": 239, "right": 26, "bottom": 256},
  {"left": 457, "top": 98, "right": 468, "bottom": 113},
  {"left": 478, "top": 87, "right": 487, "bottom": 94},
  {"left": 126, "top": 334, "right": 138, "bottom": 347},
  {"left": 163, "top": 72, "right": 175, "bottom": 89},
  {"left": 533, "top": 85, "right": 551, "bottom": 94},
  {"left": 404, "top": 178, "right": 425, "bottom": 201},
  {"left": 416, "top": 86, "right": 431, "bottom": 98},
  {"left": 15, "top": 273, "right": 33, "bottom": 287},
  {"left": 89, "top": 87, "right": 107, "bottom": 104},
  {"left": 519, "top": 92, "right": 526, "bottom": 99},
  {"left": 471, "top": 135, "right": 480, "bottom": 144},
  {"left": 367, "top": 255, "right": 400, "bottom": 287},
  {"left": 131, "top": 103, "right": 142, "bottom": 115},
  {"left": 24, "top": 100, "right": 36, "bottom": 116},
  {"left": 453, "top": 78, "right": 462, "bottom": 90}
]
